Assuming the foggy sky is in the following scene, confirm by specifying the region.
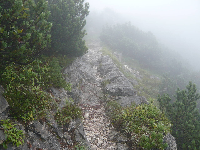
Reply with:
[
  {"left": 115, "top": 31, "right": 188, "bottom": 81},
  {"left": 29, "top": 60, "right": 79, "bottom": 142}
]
[{"left": 85, "top": 0, "right": 200, "bottom": 71}]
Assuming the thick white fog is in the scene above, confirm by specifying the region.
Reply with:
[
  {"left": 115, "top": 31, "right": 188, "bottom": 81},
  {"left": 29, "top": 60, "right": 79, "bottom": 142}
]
[{"left": 85, "top": 0, "right": 200, "bottom": 71}]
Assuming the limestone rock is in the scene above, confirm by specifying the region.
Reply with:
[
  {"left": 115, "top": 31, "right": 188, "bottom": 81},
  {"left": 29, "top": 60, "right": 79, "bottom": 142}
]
[
  {"left": 99, "top": 54, "right": 148, "bottom": 106},
  {"left": 164, "top": 133, "right": 177, "bottom": 150},
  {"left": 0, "top": 86, "right": 9, "bottom": 114}
]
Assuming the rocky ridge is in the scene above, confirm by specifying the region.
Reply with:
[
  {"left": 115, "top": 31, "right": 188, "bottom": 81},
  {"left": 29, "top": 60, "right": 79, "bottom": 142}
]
[
  {"left": 0, "top": 42, "right": 177, "bottom": 149},
  {"left": 64, "top": 42, "right": 177, "bottom": 150}
]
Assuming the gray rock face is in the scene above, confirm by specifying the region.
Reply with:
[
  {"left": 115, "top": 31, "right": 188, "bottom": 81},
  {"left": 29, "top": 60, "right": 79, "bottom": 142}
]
[
  {"left": 0, "top": 130, "right": 5, "bottom": 145},
  {"left": 25, "top": 120, "right": 61, "bottom": 150},
  {"left": 0, "top": 86, "right": 9, "bottom": 114},
  {"left": 99, "top": 55, "right": 148, "bottom": 107},
  {"left": 164, "top": 133, "right": 177, "bottom": 150},
  {"left": 104, "top": 77, "right": 136, "bottom": 96}
]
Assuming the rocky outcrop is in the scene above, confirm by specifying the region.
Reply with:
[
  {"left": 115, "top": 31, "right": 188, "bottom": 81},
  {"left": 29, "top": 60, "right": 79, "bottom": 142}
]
[
  {"left": 64, "top": 42, "right": 176, "bottom": 150},
  {"left": 99, "top": 54, "right": 148, "bottom": 107},
  {"left": 64, "top": 43, "right": 119, "bottom": 149},
  {"left": 0, "top": 41, "right": 177, "bottom": 150}
]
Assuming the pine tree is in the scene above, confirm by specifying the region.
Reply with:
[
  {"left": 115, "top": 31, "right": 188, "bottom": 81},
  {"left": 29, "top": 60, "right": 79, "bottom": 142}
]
[
  {"left": 158, "top": 82, "right": 200, "bottom": 149},
  {"left": 0, "top": 0, "right": 52, "bottom": 65},
  {"left": 48, "top": 0, "right": 89, "bottom": 56}
]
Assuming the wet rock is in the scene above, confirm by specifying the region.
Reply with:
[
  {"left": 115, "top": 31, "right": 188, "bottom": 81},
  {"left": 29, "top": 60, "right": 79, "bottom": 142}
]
[
  {"left": 64, "top": 46, "right": 103, "bottom": 106},
  {"left": 74, "top": 119, "right": 88, "bottom": 144}
]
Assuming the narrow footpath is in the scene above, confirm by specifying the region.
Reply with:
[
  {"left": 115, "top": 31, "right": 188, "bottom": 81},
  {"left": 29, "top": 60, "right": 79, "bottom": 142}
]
[{"left": 64, "top": 43, "right": 118, "bottom": 149}]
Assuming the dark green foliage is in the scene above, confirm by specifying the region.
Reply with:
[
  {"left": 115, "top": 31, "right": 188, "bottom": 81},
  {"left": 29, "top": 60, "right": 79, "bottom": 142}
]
[
  {"left": 1, "top": 61, "right": 53, "bottom": 122},
  {"left": 0, "top": 0, "right": 88, "bottom": 125},
  {"left": 40, "top": 56, "right": 71, "bottom": 90},
  {"left": 54, "top": 54, "right": 75, "bottom": 69},
  {"left": 158, "top": 82, "right": 200, "bottom": 149},
  {"left": 48, "top": 0, "right": 89, "bottom": 56},
  {"left": 0, "top": 0, "right": 52, "bottom": 65},
  {"left": 106, "top": 101, "right": 170, "bottom": 149}
]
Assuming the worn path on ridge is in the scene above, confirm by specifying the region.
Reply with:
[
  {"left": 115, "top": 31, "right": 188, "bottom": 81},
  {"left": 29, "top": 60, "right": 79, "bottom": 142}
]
[{"left": 65, "top": 42, "right": 117, "bottom": 149}]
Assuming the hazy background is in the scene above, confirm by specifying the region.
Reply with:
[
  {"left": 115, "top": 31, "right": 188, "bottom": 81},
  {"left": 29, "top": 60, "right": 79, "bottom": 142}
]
[{"left": 85, "top": 0, "right": 200, "bottom": 71}]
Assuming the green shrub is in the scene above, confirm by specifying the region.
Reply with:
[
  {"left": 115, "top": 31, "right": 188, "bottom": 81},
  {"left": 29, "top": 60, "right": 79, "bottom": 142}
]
[
  {"left": 55, "top": 55, "right": 75, "bottom": 69},
  {"left": 48, "top": 0, "right": 89, "bottom": 56},
  {"left": 4, "top": 85, "right": 54, "bottom": 123},
  {"left": 106, "top": 101, "right": 171, "bottom": 149},
  {"left": 0, "top": 55, "right": 71, "bottom": 123},
  {"left": 0, "top": 0, "right": 52, "bottom": 65},
  {"left": 55, "top": 99, "right": 82, "bottom": 125},
  {"left": 0, "top": 119, "right": 24, "bottom": 149}
]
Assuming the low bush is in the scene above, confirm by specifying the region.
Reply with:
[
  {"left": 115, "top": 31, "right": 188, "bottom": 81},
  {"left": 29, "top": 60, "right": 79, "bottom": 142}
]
[
  {"left": 55, "top": 99, "right": 82, "bottom": 125},
  {"left": 106, "top": 101, "right": 171, "bottom": 149},
  {"left": 0, "top": 55, "right": 71, "bottom": 123}
]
